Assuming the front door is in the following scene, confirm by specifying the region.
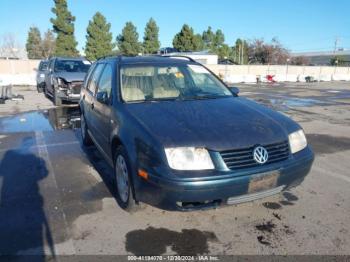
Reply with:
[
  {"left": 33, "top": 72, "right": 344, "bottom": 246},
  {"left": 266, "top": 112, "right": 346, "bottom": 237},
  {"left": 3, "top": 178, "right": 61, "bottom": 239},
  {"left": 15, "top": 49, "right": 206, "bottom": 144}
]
[
  {"left": 90, "top": 63, "right": 113, "bottom": 156},
  {"left": 83, "top": 63, "right": 105, "bottom": 139}
]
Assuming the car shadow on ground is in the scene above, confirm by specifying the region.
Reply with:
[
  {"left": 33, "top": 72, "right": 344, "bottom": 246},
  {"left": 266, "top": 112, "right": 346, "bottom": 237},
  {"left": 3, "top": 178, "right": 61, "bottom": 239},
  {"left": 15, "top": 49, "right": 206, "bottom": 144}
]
[{"left": 74, "top": 130, "right": 119, "bottom": 202}]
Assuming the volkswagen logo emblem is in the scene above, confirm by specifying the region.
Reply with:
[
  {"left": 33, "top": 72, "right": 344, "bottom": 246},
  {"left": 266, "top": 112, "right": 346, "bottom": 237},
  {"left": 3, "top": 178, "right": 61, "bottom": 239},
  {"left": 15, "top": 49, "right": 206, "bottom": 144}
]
[{"left": 253, "top": 146, "right": 269, "bottom": 164}]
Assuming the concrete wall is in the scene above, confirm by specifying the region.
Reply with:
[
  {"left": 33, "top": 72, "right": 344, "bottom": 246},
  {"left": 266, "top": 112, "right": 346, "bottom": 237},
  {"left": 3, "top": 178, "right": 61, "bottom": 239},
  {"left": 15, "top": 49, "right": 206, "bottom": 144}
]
[
  {"left": 1, "top": 59, "right": 350, "bottom": 86},
  {"left": 0, "top": 59, "right": 40, "bottom": 86},
  {"left": 207, "top": 64, "right": 350, "bottom": 83}
]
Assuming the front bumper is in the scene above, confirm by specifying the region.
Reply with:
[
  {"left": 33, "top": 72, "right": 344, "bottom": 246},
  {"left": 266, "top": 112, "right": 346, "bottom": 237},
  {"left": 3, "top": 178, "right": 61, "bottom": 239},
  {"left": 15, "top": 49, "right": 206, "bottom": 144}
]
[
  {"left": 135, "top": 146, "right": 314, "bottom": 211},
  {"left": 58, "top": 90, "right": 80, "bottom": 102}
]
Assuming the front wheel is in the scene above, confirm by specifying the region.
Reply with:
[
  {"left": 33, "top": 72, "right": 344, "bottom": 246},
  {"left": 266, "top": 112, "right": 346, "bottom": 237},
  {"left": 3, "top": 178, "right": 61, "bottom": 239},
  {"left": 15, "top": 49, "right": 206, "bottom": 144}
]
[
  {"left": 114, "top": 146, "right": 138, "bottom": 212},
  {"left": 37, "top": 84, "right": 43, "bottom": 93}
]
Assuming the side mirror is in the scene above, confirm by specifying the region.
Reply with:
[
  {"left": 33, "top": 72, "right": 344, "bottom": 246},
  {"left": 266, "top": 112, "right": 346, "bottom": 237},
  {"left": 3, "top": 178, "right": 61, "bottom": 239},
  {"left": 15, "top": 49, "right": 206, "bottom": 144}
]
[
  {"left": 228, "top": 86, "right": 239, "bottom": 96},
  {"left": 96, "top": 91, "right": 109, "bottom": 104}
]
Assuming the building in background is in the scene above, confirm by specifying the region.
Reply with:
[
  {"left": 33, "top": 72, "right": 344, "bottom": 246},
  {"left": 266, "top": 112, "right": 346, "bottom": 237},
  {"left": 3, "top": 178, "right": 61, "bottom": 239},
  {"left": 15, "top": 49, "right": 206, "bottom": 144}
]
[{"left": 291, "top": 50, "right": 350, "bottom": 66}]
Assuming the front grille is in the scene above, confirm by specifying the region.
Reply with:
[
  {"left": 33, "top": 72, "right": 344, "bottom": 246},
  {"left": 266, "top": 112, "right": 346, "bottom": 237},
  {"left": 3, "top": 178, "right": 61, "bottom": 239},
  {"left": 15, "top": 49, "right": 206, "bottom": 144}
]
[
  {"left": 220, "top": 140, "right": 290, "bottom": 170},
  {"left": 69, "top": 81, "right": 83, "bottom": 94}
]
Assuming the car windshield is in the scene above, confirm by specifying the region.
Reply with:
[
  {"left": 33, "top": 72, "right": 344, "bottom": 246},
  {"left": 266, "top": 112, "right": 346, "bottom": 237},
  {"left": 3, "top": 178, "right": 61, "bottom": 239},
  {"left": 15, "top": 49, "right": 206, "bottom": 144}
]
[
  {"left": 39, "top": 61, "right": 48, "bottom": 71},
  {"left": 54, "top": 60, "right": 91, "bottom": 73},
  {"left": 120, "top": 64, "right": 232, "bottom": 103}
]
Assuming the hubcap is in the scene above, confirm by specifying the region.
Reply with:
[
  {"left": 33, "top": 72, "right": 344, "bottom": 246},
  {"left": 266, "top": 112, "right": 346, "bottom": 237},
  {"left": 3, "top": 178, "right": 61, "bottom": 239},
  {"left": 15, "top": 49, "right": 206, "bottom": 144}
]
[{"left": 116, "top": 155, "right": 129, "bottom": 203}]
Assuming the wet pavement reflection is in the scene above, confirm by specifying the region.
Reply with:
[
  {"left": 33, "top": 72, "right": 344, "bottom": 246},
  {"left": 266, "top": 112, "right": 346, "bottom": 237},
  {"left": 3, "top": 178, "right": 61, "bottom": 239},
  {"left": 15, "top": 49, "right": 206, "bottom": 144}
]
[{"left": 0, "top": 106, "right": 81, "bottom": 133}]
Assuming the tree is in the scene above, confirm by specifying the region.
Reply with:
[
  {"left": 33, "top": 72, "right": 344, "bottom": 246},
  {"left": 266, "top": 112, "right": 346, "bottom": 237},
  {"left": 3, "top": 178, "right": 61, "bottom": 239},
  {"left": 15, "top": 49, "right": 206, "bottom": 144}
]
[
  {"left": 248, "top": 38, "right": 290, "bottom": 65},
  {"left": 173, "top": 24, "right": 203, "bottom": 52},
  {"left": 42, "top": 29, "right": 56, "bottom": 59},
  {"left": 50, "top": 0, "right": 79, "bottom": 56},
  {"left": 202, "top": 26, "right": 215, "bottom": 50},
  {"left": 201, "top": 27, "right": 227, "bottom": 56},
  {"left": 291, "top": 56, "right": 310, "bottom": 66},
  {"left": 0, "top": 33, "right": 22, "bottom": 58},
  {"left": 85, "top": 12, "right": 114, "bottom": 60},
  {"left": 330, "top": 56, "right": 347, "bottom": 66},
  {"left": 117, "top": 22, "right": 141, "bottom": 56},
  {"left": 217, "top": 44, "right": 231, "bottom": 60},
  {"left": 232, "top": 38, "right": 249, "bottom": 64},
  {"left": 143, "top": 18, "right": 160, "bottom": 54},
  {"left": 26, "top": 27, "right": 43, "bottom": 59}
]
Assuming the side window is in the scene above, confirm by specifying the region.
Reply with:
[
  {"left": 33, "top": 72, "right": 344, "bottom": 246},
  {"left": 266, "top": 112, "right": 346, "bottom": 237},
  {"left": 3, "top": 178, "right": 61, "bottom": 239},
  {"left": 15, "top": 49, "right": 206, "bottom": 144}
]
[
  {"left": 87, "top": 63, "right": 105, "bottom": 95},
  {"left": 84, "top": 63, "right": 96, "bottom": 89},
  {"left": 96, "top": 64, "right": 113, "bottom": 100}
]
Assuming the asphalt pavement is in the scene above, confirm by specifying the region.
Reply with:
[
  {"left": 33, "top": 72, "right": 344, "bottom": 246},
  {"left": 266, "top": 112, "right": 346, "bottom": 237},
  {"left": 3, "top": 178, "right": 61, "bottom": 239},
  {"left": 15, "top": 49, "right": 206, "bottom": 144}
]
[{"left": 0, "top": 82, "right": 349, "bottom": 258}]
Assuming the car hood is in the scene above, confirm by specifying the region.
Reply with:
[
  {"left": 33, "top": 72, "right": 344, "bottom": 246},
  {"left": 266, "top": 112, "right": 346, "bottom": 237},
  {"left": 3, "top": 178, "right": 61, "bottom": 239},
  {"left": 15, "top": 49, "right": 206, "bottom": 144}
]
[
  {"left": 55, "top": 72, "right": 86, "bottom": 82},
  {"left": 125, "top": 97, "right": 300, "bottom": 151}
]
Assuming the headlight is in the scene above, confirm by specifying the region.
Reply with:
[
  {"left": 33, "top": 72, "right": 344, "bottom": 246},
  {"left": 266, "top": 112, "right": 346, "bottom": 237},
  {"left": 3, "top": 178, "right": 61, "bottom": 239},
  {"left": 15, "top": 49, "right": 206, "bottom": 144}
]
[
  {"left": 164, "top": 147, "right": 214, "bottom": 170},
  {"left": 288, "top": 129, "right": 307, "bottom": 154}
]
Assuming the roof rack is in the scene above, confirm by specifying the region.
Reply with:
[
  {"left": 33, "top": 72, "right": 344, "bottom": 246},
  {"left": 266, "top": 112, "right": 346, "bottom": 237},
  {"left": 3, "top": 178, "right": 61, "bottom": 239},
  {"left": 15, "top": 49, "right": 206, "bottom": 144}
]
[{"left": 162, "top": 55, "right": 197, "bottom": 63}]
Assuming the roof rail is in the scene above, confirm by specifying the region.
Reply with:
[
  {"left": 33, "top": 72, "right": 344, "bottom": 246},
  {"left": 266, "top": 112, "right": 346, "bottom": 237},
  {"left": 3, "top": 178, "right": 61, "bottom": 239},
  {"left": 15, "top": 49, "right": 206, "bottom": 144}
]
[{"left": 162, "top": 55, "right": 197, "bottom": 63}]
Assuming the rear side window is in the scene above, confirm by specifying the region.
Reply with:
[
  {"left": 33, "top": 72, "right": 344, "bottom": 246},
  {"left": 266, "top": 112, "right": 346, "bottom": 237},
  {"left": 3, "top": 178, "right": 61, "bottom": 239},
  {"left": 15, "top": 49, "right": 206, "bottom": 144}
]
[
  {"left": 87, "top": 63, "right": 105, "bottom": 95},
  {"left": 97, "top": 64, "right": 113, "bottom": 99}
]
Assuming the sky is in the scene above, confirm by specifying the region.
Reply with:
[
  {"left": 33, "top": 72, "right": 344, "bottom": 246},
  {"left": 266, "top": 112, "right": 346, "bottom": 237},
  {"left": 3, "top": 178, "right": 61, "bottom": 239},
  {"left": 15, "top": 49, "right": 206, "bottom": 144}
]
[{"left": 0, "top": 0, "right": 349, "bottom": 54}]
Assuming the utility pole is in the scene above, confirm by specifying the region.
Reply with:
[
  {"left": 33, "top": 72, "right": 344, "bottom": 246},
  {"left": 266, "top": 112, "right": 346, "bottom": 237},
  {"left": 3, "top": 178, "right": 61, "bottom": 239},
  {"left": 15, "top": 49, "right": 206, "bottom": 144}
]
[
  {"left": 238, "top": 44, "right": 241, "bottom": 65},
  {"left": 334, "top": 37, "right": 339, "bottom": 54}
]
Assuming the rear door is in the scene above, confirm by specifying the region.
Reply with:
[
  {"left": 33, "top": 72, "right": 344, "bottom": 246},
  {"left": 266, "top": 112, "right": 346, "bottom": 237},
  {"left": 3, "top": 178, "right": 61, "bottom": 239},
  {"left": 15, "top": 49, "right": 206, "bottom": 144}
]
[
  {"left": 90, "top": 63, "right": 113, "bottom": 156},
  {"left": 82, "top": 63, "right": 105, "bottom": 138}
]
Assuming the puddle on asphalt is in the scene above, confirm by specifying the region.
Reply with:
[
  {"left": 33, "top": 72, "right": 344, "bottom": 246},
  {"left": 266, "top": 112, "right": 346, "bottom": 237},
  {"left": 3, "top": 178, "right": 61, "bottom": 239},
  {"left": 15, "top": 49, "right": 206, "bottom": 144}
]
[
  {"left": 0, "top": 106, "right": 80, "bottom": 133},
  {"left": 307, "top": 134, "right": 350, "bottom": 154},
  {"left": 125, "top": 227, "right": 218, "bottom": 255},
  {"left": 256, "top": 97, "right": 333, "bottom": 112}
]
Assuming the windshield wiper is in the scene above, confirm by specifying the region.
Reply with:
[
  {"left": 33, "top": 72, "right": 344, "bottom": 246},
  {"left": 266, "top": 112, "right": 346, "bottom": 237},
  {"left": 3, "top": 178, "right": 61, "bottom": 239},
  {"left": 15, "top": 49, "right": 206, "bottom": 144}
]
[{"left": 181, "top": 95, "right": 230, "bottom": 101}]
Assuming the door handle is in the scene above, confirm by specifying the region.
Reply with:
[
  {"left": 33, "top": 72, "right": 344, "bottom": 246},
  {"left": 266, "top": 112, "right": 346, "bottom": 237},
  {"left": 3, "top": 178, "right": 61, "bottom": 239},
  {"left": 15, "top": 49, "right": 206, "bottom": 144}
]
[{"left": 91, "top": 102, "right": 94, "bottom": 110}]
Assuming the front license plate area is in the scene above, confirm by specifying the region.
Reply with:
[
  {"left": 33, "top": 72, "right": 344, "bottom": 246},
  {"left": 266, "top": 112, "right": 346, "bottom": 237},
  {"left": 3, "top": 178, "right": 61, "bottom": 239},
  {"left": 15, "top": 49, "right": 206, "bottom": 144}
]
[{"left": 248, "top": 171, "right": 280, "bottom": 194}]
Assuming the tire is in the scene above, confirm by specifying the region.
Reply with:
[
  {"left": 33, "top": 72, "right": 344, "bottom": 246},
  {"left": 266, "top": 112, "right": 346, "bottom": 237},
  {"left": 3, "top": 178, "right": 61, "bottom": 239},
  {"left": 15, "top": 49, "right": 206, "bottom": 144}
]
[
  {"left": 37, "top": 84, "right": 43, "bottom": 93},
  {"left": 44, "top": 85, "right": 49, "bottom": 98},
  {"left": 53, "top": 88, "right": 62, "bottom": 106},
  {"left": 114, "top": 146, "right": 138, "bottom": 212},
  {"left": 80, "top": 113, "right": 93, "bottom": 146}
]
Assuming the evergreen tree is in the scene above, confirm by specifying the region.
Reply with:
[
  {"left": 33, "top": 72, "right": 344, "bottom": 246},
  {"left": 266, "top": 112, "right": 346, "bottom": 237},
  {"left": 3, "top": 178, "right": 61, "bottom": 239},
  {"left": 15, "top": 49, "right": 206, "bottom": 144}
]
[
  {"left": 26, "top": 27, "right": 43, "bottom": 59},
  {"left": 50, "top": 0, "right": 79, "bottom": 56},
  {"left": 143, "top": 18, "right": 160, "bottom": 54},
  {"left": 117, "top": 22, "right": 141, "bottom": 56},
  {"left": 214, "top": 30, "right": 225, "bottom": 49},
  {"left": 217, "top": 44, "right": 231, "bottom": 60},
  {"left": 42, "top": 29, "right": 56, "bottom": 58},
  {"left": 202, "top": 26, "right": 215, "bottom": 50},
  {"left": 232, "top": 38, "right": 249, "bottom": 64},
  {"left": 173, "top": 24, "right": 203, "bottom": 52},
  {"left": 85, "top": 12, "right": 114, "bottom": 60}
]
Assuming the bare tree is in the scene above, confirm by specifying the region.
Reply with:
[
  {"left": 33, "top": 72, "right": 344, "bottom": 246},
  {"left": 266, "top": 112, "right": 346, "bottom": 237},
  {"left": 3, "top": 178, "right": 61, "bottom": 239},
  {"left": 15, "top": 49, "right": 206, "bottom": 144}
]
[
  {"left": 291, "top": 56, "right": 310, "bottom": 66},
  {"left": 42, "top": 30, "right": 56, "bottom": 59},
  {"left": 248, "top": 38, "right": 290, "bottom": 65},
  {"left": 0, "top": 33, "right": 22, "bottom": 58}
]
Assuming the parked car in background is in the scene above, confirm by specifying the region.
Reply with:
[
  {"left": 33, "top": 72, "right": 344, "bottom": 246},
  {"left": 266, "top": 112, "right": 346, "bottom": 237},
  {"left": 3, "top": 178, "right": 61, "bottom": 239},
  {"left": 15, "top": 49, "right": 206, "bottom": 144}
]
[
  {"left": 80, "top": 55, "right": 314, "bottom": 211},
  {"left": 44, "top": 57, "right": 91, "bottom": 106},
  {"left": 36, "top": 60, "right": 48, "bottom": 93}
]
